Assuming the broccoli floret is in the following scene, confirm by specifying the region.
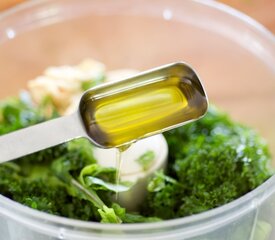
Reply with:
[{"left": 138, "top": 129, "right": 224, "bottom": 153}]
[{"left": 143, "top": 106, "right": 272, "bottom": 219}]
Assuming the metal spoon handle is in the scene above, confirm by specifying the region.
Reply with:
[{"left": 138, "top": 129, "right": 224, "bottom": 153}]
[{"left": 0, "top": 112, "right": 86, "bottom": 163}]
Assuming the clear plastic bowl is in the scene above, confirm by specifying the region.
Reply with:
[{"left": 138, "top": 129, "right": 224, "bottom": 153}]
[{"left": 0, "top": 0, "right": 275, "bottom": 239}]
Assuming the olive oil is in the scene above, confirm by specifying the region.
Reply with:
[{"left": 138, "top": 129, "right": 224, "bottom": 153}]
[
  {"left": 115, "top": 148, "right": 123, "bottom": 201},
  {"left": 80, "top": 62, "right": 208, "bottom": 148}
]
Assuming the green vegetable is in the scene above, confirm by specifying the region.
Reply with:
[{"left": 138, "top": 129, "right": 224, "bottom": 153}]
[
  {"left": 135, "top": 150, "right": 155, "bottom": 171},
  {"left": 80, "top": 164, "right": 133, "bottom": 192},
  {"left": 143, "top": 171, "right": 184, "bottom": 219},
  {"left": 0, "top": 161, "right": 99, "bottom": 220},
  {"left": 143, "top": 106, "right": 273, "bottom": 219},
  {"left": 98, "top": 205, "right": 122, "bottom": 223},
  {"left": 147, "top": 170, "right": 179, "bottom": 192},
  {"left": 0, "top": 94, "right": 46, "bottom": 135},
  {"left": 0, "top": 97, "right": 272, "bottom": 223}
]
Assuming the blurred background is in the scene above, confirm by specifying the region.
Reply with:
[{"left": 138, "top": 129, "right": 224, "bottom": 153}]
[{"left": 0, "top": 0, "right": 275, "bottom": 34}]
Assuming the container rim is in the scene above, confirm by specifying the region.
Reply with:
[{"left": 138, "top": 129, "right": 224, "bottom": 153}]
[{"left": 0, "top": 0, "right": 274, "bottom": 233}]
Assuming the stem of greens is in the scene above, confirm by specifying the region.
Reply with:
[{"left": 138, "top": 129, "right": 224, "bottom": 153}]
[{"left": 71, "top": 178, "right": 105, "bottom": 209}]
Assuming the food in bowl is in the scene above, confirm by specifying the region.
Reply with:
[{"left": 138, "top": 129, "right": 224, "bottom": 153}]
[{"left": 0, "top": 59, "right": 272, "bottom": 223}]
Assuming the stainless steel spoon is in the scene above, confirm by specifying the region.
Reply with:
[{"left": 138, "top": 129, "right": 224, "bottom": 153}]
[{"left": 0, "top": 62, "right": 208, "bottom": 163}]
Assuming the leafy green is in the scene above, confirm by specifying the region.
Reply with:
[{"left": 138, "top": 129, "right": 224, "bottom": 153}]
[
  {"left": 147, "top": 170, "right": 179, "bottom": 192},
  {"left": 98, "top": 203, "right": 161, "bottom": 224},
  {"left": 135, "top": 150, "right": 155, "bottom": 171},
  {"left": 98, "top": 205, "right": 122, "bottom": 223},
  {"left": 0, "top": 161, "right": 99, "bottom": 220},
  {"left": 0, "top": 97, "right": 273, "bottom": 223},
  {"left": 80, "top": 164, "right": 133, "bottom": 192},
  {"left": 143, "top": 106, "right": 273, "bottom": 219},
  {"left": 0, "top": 96, "right": 43, "bottom": 135},
  {"left": 50, "top": 139, "right": 96, "bottom": 183},
  {"left": 143, "top": 171, "right": 184, "bottom": 219}
]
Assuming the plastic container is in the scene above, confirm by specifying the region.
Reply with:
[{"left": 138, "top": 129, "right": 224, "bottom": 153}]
[{"left": 0, "top": 0, "right": 275, "bottom": 239}]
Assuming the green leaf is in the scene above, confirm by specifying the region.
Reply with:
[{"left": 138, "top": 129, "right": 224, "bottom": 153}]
[
  {"left": 70, "top": 178, "right": 104, "bottom": 209},
  {"left": 98, "top": 205, "right": 122, "bottom": 224},
  {"left": 147, "top": 171, "right": 178, "bottom": 192},
  {"left": 79, "top": 164, "right": 116, "bottom": 184},
  {"left": 135, "top": 150, "right": 155, "bottom": 171},
  {"left": 84, "top": 176, "right": 132, "bottom": 192},
  {"left": 79, "top": 164, "right": 133, "bottom": 192}
]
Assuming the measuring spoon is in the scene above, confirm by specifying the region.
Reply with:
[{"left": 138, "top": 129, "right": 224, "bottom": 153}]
[{"left": 0, "top": 62, "right": 208, "bottom": 163}]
